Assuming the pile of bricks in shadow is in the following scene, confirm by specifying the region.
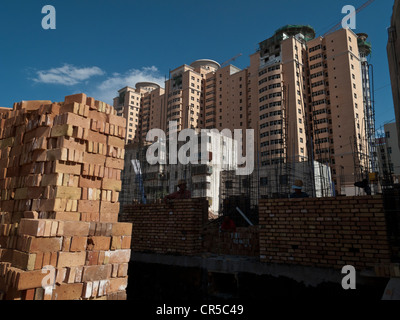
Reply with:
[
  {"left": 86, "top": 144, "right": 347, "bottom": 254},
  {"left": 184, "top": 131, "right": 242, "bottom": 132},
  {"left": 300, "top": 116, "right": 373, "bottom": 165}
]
[{"left": 0, "top": 93, "right": 132, "bottom": 300}]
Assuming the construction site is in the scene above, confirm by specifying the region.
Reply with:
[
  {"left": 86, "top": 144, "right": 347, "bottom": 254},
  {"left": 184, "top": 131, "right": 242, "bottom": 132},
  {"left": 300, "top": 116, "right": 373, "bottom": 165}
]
[{"left": 1, "top": 0, "right": 400, "bottom": 304}]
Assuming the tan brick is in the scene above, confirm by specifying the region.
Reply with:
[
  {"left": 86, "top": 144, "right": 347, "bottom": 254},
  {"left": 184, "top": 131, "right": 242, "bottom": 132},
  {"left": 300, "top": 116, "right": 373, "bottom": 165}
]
[
  {"left": 101, "top": 179, "right": 122, "bottom": 192},
  {"left": 57, "top": 252, "right": 86, "bottom": 268},
  {"left": 111, "top": 223, "right": 132, "bottom": 237}
]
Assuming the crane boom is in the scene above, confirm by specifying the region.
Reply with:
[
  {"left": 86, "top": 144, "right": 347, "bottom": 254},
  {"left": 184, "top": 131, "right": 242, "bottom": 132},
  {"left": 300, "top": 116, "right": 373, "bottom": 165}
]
[{"left": 221, "top": 53, "right": 243, "bottom": 67}]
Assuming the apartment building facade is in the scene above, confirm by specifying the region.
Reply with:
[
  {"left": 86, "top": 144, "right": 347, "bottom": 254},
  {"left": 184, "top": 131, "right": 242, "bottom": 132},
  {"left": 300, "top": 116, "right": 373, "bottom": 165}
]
[{"left": 116, "top": 25, "right": 372, "bottom": 196}]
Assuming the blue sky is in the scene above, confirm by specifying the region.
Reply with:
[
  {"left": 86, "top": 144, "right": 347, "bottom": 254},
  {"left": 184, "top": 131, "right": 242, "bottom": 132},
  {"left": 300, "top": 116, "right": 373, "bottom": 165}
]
[{"left": 0, "top": 0, "right": 396, "bottom": 130}]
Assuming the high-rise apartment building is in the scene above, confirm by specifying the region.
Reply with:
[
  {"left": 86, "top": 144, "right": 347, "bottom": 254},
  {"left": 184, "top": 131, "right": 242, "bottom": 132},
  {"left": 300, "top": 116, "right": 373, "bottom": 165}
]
[
  {"left": 116, "top": 25, "right": 373, "bottom": 196},
  {"left": 113, "top": 83, "right": 164, "bottom": 144},
  {"left": 388, "top": 0, "right": 400, "bottom": 149}
]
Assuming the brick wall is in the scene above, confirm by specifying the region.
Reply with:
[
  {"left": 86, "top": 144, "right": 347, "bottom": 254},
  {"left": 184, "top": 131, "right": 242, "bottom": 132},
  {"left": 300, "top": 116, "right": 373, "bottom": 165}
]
[
  {"left": 203, "top": 225, "right": 259, "bottom": 256},
  {"left": 121, "top": 199, "right": 208, "bottom": 255},
  {"left": 259, "top": 196, "right": 392, "bottom": 270},
  {"left": 0, "top": 94, "right": 132, "bottom": 300}
]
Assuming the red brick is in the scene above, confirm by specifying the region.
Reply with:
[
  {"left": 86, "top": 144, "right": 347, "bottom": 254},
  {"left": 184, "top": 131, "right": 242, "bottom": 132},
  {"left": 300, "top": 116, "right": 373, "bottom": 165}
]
[
  {"left": 57, "top": 251, "right": 86, "bottom": 268},
  {"left": 82, "top": 264, "right": 112, "bottom": 282},
  {"left": 87, "top": 236, "right": 111, "bottom": 251},
  {"left": 62, "top": 221, "right": 90, "bottom": 236},
  {"left": 70, "top": 236, "right": 88, "bottom": 252},
  {"left": 28, "top": 237, "right": 62, "bottom": 253},
  {"left": 52, "top": 283, "right": 83, "bottom": 300}
]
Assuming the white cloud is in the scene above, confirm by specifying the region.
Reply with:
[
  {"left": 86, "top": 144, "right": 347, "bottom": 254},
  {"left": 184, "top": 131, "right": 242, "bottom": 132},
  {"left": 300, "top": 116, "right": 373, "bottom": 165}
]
[
  {"left": 34, "top": 64, "right": 105, "bottom": 86},
  {"left": 90, "top": 66, "right": 165, "bottom": 104}
]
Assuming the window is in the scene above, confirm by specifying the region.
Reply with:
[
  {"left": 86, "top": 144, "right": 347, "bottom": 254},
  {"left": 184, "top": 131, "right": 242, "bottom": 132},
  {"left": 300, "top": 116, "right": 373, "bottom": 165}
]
[
  {"left": 352, "top": 74, "right": 355, "bottom": 79},
  {"left": 301, "top": 148, "right": 304, "bottom": 153},
  {"left": 385, "top": 131, "right": 391, "bottom": 138}
]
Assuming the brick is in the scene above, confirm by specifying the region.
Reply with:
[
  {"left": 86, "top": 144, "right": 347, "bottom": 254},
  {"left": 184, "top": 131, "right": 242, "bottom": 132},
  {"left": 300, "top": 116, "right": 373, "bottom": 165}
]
[
  {"left": 111, "top": 223, "right": 132, "bottom": 237},
  {"left": 83, "top": 153, "right": 106, "bottom": 166},
  {"left": 87, "top": 236, "right": 111, "bottom": 251},
  {"left": 107, "top": 113, "right": 126, "bottom": 128},
  {"left": 86, "top": 251, "right": 100, "bottom": 266},
  {"left": 101, "top": 179, "right": 122, "bottom": 192},
  {"left": 52, "top": 283, "right": 83, "bottom": 300},
  {"left": 82, "top": 264, "right": 112, "bottom": 282},
  {"left": 34, "top": 252, "right": 44, "bottom": 270},
  {"left": 15, "top": 269, "right": 51, "bottom": 290},
  {"left": 62, "top": 221, "right": 90, "bottom": 236},
  {"left": 18, "top": 219, "right": 45, "bottom": 237},
  {"left": 57, "top": 252, "right": 86, "bottom": 268},
  {"left": 78, "top": 200, "right": 100, "bottom": 213},
  {"left": 20, "top": 100, "right": 52, "bottom": 111},
  {"left": 62, "top": 237, "right": 71, "bottom": 251},
  {"left": 104, "top": 249, "right": 131, "bottom": 264},
  {"left": 83, "top": 281, "right": 93, "bottom": 299},
  {"left": 51, "top": 124, "right": 74, "bottom": 138},
  {"left": 41, "top": 173, "right": 64, "bottom": 186},
  {"left": 105, "top": 157, "right": 124, "bottom": 170},
  {"left": 79, "top": 176, "right": 102, "bottom": 189},
  {"left": 121, "top": 236, "right": 132, "bottom": 249},
  {"left": 64, "top": 93, "right": 87, "bottom": 105},
  {"left": 108, "top": 277, "right": 128, "bottom": 293},
  {"left": 66, "top": 267, "right": 77, "bottom": 284},
  {"left": 53, "top": 161, "right": 82, "bottom": 175},
  {"left": 31, "top": 198, "right": 67, "bottom": 212},
  {"left": 111, "top": 236, "right": 122, "bottom": 250},
  {"left": 55, "top": 268, "right": 67, "bottom": 284},
  {"left": 117, "top": 263, "right": 129, "bottom": 277},
  {"left": 28, "top": 237, "right": 63, "bottom": 253},
  {"left": 12, "top": 250, "right": 36, "bottom": 271},
  {"left": 70, "top": 236, "right": 88, "bottom": 252}
]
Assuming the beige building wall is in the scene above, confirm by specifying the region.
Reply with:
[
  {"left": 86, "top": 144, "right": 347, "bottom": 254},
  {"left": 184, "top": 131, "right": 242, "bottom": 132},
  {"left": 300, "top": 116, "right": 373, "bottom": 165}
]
[
  {"left": 388, "top": 0, "right": 400, "bottom": 150},
  {"left": 324, "top": 29, "right": 366, "bottom": 195},
  {"left": 113, "top": 86, "right": 141, "bottom": 144}
]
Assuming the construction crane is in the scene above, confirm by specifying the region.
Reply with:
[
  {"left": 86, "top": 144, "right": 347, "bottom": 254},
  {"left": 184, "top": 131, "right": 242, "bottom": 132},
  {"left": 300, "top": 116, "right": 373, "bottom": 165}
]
[
  {"left": 220, "top": 53, "right": 243, "bottom": 68},
  {"left": 322, "top": 0, "right": 376, "bottom": 37}
]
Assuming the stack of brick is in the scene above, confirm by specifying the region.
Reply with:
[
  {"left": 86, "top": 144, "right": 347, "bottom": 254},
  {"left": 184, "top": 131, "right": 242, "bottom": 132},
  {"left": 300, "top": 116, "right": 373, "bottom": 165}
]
[
  {"left": 202, "top": 225, "right": 260, "bottom": 256},
  {"left": 0, "top": 93, "right": 132, "bottom": 300},
  {"left": 258, "top": 196, "right": 392, "bottom": 270},
  {"left": 121, "top": 199, "right": 208, "bottom": 255}
]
